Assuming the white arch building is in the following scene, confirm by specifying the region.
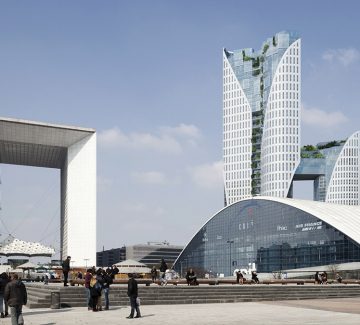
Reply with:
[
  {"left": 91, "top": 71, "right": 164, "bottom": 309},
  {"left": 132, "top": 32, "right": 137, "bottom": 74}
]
[
  {"left": 223, "top": 31, "right": 301, "bottom": 205},
  {"left": 326, "top": 131, "right": 360, "bottom": 205},
  {"left": 0, "top": 117, "right": 96, "bottom": 266}
]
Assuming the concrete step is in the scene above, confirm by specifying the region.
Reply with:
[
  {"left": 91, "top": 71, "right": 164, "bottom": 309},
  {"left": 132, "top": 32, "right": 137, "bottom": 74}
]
[{"left": 26, "top": 285, "right": 360, "bottom": 309}]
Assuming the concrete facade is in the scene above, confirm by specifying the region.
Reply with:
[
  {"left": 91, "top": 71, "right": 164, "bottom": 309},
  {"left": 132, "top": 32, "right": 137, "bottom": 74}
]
[{"left": 0, "top": 117, "right": 96, "bottom": 266}]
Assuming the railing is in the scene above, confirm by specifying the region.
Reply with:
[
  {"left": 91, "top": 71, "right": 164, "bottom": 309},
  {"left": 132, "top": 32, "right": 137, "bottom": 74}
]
[{"left": 68, "top": 278, "right": 360, "bottom": 286}]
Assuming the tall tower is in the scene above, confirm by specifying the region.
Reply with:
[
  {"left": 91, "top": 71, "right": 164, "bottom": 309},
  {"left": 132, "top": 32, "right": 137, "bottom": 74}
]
[{"left": 223, "top": 31, "right": 301, "bottom": 205}]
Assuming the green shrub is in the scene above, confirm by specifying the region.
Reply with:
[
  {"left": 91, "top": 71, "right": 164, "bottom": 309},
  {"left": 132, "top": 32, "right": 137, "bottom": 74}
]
[
  {"left": 262, "top": 44, "right": 269, "bottom": 54},
  {"left": 302, "top": 145, "right": 316, "bottom": 151}
]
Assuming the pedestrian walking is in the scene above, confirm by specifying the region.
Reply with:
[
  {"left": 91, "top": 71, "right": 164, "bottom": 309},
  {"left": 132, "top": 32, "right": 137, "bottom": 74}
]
[
  {"left": 150, "top": 266, "right": 157, "bottom": 283},
  {"left": 62, "top": 256, "right": 71, "bottom": 286},
  {"left": 84, "top": 269, "right": 93, "bottom": 310},
  {"left": 0, "top": 272, "right": 9, "bottom": 318},
  {"left": 4, "top": 274, "right": 27, "bottom": 325},
  {"left": 126, "top": 273, "right": 141, "bottom": 319}
]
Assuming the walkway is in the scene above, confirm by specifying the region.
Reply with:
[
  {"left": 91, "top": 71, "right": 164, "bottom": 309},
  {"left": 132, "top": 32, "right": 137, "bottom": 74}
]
[{"left": 3, "top": 297, "right": 360, "bottom": 324}]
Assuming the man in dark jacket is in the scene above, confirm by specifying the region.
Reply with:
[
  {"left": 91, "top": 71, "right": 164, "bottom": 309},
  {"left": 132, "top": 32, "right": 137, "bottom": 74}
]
[
  {"left": 4, "top": 274, "right": 27, "bottom": 325},
  {"left": 62, "top": 256, "right": 71, "bottom": 287},
  {"left": 126, "top": 273, "right": 141, "bottom": 319},
  {"left": 159, "top": 258, "right": 168, "bottom": 285},
  {"left": 0, "top": 272, "right": 10, "bottom": 318},
  {"left": 103, "top": 269, "right": 113, "bottom": 310}
]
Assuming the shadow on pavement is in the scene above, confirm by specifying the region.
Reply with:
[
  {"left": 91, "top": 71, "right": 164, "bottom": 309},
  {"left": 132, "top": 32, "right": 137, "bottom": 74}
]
[
  {"left": 23, "top": 309, "right": 72, "bottom": 316},
  {"left": 140, "top": 314, "right": 155, "bottom": 318}
]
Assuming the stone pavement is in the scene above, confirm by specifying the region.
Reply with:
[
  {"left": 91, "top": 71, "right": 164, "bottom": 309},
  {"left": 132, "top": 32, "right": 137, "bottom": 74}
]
[{"left": 2, "top": 298, "right": 360, "bottom": 325}]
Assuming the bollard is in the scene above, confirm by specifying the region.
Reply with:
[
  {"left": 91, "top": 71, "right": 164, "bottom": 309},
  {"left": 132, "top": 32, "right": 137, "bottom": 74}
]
[{"left": 50, "top": 291, "right": 60, "bottom": 309}]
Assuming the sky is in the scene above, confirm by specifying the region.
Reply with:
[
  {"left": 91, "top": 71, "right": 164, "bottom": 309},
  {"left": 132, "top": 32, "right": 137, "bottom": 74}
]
[{"left": 0, "top": 0, "right": 359, "bottom": 260}]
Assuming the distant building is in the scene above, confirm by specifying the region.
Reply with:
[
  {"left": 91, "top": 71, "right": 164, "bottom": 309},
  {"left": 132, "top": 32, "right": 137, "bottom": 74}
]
[
  {"left": 126, "top": 242, "right": 183, "bottom": 267},
  {"left": 96, "top": 247, "right": 126, "bottom": 267},
  {"left": 97, "top": 242, "right": 183, "bottom": 267}
]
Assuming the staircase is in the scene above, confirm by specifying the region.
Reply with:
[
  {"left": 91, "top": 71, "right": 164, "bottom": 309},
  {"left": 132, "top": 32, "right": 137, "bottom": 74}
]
[{"left": 26, "top": 284, "right": 360, "bottom": 309}]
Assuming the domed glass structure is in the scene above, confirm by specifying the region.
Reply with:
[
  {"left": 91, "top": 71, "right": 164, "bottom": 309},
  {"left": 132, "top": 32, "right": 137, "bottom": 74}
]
[{"left": 173, "top": 197, "right": 360, "bottom": 276}]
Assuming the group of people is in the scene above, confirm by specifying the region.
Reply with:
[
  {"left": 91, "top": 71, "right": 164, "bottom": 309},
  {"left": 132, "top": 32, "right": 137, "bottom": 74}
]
[
  {"left": 235, "top": 270, "right": 259, "bottom": 284},
  {"left": 315, "top": 271, "right": 343, "bottom": 284},
  {"left": 84, "top": 267, "right": 114, "bottom": 311},
  {"left": 0, "top": 272, "right": 27, "bottom": 325},
  {"left": 84, "top": 268, "right": 140, "bottom": 318},
  {"left": 315, "top": 271, "right": 328, "bottom": 284},
  {"left": 62, "top": 257, "right": 140, "bottom": 318}
]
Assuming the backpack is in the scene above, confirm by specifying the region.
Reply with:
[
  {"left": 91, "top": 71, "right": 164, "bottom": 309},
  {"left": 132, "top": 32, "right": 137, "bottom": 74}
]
[{"left": 90, "top": 276, "right": 97, "bottom": 287}]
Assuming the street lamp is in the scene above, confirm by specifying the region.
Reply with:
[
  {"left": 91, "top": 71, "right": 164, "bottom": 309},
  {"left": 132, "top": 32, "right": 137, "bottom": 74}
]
[
  {"left": 84, "top": 258, "right": 89, "bottom": 268},
  {"left": 226, "top": 240, "right": 234, "bottom": 276}
]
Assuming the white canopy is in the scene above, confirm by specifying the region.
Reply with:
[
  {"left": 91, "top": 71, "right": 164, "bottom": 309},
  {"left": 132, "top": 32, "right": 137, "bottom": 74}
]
[
  {"left": 17, "top": 261, "right": 38, "bottom": 269},
  {"left": 0, "top": 235, "right": 55, "bottom": 257},
  {"left": 114, "top": 259, "right": 151, "bottom": 274}
]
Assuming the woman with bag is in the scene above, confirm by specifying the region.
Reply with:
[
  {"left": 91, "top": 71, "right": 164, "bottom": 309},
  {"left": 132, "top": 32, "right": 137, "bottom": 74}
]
[{"left": 90, "top": 274, "right": 102, "bottom": 312}]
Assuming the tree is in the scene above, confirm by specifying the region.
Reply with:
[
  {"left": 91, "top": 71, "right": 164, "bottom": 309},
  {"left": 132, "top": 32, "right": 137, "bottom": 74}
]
[{"left": 327, "top": 264, "right": 340, "bottom": 280}]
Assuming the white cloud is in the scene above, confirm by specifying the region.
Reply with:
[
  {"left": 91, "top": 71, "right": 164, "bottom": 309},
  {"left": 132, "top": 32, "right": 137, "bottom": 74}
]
[
  {"left": 160, "top": 123, "right": 201, "bottom": 138},
  {"left": 98, "top": 127, "right": 182, "bottom": 154},
  {"left": 189, "top": 161, "right": 223, "bottom": 189},
  {"left": 97, "top": 127, "right": 128, "bottom": 146},
  {"left": 322, "top": 48, "right": 360, "bottom": 67},
  {"left": 131, "top": 171, "right": 167, "bottom": 185},
  {"left": 98, "top": 123, "right": 201, "bottom": 154},
  {"left": 302, "top": 105, "right": 348, "bottom": 128}
]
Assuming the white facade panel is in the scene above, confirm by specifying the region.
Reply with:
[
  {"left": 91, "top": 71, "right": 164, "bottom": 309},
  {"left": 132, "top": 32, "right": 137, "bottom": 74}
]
[
  {"left": 261, "top": 39, "right": 301, "bottom": 197},
  {"left": 223, "top": 52, "right": 252, "bottom": 205},
  {"left": 62, "top": 133, "right": 97, "bottom": 266}
]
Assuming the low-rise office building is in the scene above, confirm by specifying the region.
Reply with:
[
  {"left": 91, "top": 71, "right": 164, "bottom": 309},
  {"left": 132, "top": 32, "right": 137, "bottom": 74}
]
[{"left": 97, "top": 242, "right": 183, "bottom": 267}]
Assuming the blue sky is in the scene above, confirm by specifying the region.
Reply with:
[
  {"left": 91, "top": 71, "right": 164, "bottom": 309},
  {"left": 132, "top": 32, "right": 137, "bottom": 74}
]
[{"left": 0, "top": 0, "right": 359, "bottom": 259}]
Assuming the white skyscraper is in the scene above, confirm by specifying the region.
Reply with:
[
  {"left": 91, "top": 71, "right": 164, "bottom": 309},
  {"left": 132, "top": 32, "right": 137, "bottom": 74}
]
[{"left": 223, "top": 31, "right": 301, "bottom": 205}]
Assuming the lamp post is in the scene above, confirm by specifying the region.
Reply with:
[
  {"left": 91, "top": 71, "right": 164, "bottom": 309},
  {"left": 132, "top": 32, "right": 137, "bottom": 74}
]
[
  {"left": 226, "top": 240, "right": 234, "bottom": 276},
  {"left": 84, "top": 258, "right": 89, "bottom": 268}
]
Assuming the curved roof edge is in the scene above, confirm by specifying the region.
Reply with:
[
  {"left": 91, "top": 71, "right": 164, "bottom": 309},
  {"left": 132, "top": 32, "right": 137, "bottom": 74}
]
[
  {"left": 258, "top": 196, "right": 360, "bottom": 244},
  {"left": 0, "top": 116, "right": 95, "bottom": 133},
  {"left": 174, "top": 196, "right": 360, "bottom": 266}
]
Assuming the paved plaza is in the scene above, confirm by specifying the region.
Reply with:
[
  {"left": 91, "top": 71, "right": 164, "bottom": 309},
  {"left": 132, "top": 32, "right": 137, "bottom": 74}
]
[{"left": 1, "top": 298, "right": 360, "bottom": 325}]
